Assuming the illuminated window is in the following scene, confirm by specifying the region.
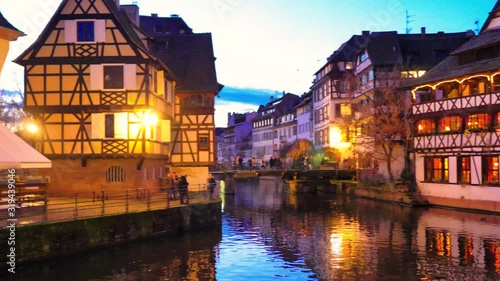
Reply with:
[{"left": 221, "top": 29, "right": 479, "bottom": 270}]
[
  {"left": 424, "top": 157, "right": 448, "bottom": 182},
  {"left": 103, "top": 66, "right": 124, "bottom": 89},
  {"left": 77, "top": 21, "right": 94, "bottom": 41},
  {"left": 416, "top": 119, "right": 436, "bottom": 134},
  {"left": 463, "top": 78, "right": 488, "bottom": 96},
  {"left": 466, "top": 113, "right": 490, "bottom": 131},
  {"left": 439, "top": 116, "right": 462, "bottom": 132},
  {"left": 458, "top": 156, "right": 471, "bottom": 184},
  {"left": 436, "top": 82, "right": 459, "bottom": 99},
  {"left": 493, "top": 75, "right": 500, "bottom": 92},
  {"left": 483, "top": 156, "right": 499, "bottom": 185},
  {"left": 345, "top": 62, "right": 353, "bottom": 70}
]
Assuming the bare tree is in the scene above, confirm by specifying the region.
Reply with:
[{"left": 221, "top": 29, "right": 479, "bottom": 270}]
[{"left": 349, "top": 68, "right": 411, "bottom": 182}]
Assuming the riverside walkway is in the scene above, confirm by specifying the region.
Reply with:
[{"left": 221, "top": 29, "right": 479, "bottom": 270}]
[{"left": 0, "top": 185, "right": 219, "bottom": 228}]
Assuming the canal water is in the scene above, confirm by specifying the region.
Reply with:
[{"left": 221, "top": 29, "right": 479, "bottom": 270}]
[{"left": 5, "top": 177, "right": 500, "bottom": 281}]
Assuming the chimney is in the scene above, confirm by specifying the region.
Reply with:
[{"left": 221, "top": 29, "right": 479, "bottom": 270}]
[
  {"left": 151, "top": 13, "right": 158, "bottom": 17},
  {"left": 112, "top": 0, "right": 120, "bottom": 8},
  {"left": 270, "top": 96, "right": 274, "bottom": 102},
  {"left": 421, "top": 27, "right": 426, "bottom": 37},
  {"left": 120, "top": 4, "right": 140, "bottom": 26},
  {"left": 362, "top": 30, "right": 370, "bottom": 36}
]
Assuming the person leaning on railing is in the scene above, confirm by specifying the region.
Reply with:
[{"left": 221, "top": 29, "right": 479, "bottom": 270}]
[{"left": 178, "top": 174, "right": 189, "bottom": 204}]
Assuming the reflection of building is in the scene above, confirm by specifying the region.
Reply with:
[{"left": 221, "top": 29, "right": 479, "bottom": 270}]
[
  {"left": 409, "top": 1, "right": 500, "bottom": 212},
  {"left": 417, "top": 208, "right": 500, "bottom": 276},
  {"left": 15, "top": 0, "right": 220, "bottom": 192}
]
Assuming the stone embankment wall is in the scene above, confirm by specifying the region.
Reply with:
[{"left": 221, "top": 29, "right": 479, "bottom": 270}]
[{"left": 0, "top": 202, "right": 221, "bottom": 266}]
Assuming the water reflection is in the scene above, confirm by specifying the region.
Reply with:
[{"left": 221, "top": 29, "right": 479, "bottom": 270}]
[{"left": 3, "top": 177, "right": 500, "bottom": 281}]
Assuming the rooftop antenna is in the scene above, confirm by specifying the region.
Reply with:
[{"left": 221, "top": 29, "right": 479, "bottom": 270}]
[
  {"left": 474, "top": 20, "right": 480, "bottom": 34},
  {"left": 405, "top": 10, "right": 414, "bottom": 34}
]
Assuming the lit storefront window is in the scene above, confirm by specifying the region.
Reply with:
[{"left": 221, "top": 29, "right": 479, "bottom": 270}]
[
  {"left": 424, "top": 157, "right": 449, "bottom": 182},
  {"left": 459, "top": 156, "right": 471, "bottom": 184},
  {"left": 482, "top": 156, "right": 499, "bottom": 185}
]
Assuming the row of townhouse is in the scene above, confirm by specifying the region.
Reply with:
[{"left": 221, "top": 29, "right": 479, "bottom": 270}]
[
  {"left": 217, "top": 30, "right": 473, "bottom": 172},
  {"left": 12, "top": 0, "right": 222, "bottom": 192},
  {"left": 407, "top": 1, "right": 500, "bottom": 212},
  {"left": 216, "top": 1, "right": 500, "bottom": 213}
]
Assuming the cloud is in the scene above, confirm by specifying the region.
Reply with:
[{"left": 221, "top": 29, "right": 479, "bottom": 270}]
[
  {"left": 217, "top": 86, "right": 277, "bottom": 106},
  {"left": 214, "top": 86, "right": 287, "bottom": 127}
]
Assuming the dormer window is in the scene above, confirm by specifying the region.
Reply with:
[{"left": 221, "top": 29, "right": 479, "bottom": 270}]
[{"left": 359, "top": 52, "right": 367, "bottom": 64}]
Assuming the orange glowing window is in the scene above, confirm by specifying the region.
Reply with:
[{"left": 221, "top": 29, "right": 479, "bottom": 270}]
[
  {"left": 416, "top": 119, "right": 436, "bottom": 134},
  {"left": 439, "top": 116, "right": 462, "bottom": 132},
  {"left": 466, "top": 113, "right": 490, "bottom": 131},
  {"left": 483, "top": 156, "right": 499, "bottom": 185}
]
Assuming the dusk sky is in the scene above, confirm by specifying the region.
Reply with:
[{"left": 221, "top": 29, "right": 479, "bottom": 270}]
[{"left": 0, "top": 0, "right": 497, "bottom": 126}]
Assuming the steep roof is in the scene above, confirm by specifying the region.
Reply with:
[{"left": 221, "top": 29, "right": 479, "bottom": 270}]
[
  {"left": 0, "top": 11, "right": 25, "bottom": 40},
  {"left": 451, "top": 29, "right": 500, "bottom": 55},
  {"left": 480, "top": 0, "right": 500, "bottom": 33},
  {"left": 151, "top": 33, "right": 222, "bottom": 93},
  {"left": 358, "top": 31, "right": 474, "bottom": 70},
  {"left": 14, "top": 0, "right": 175, "bottom": 79},
  {"left": 364, "top": 31, "right": 402, "bottom": 65},
  {"left": 314, "top": 34, "right": 368, "bottom": 76},
  {"left": 139, "top": 15, "right": 193, "bottom": 36},
  {"left": 404, "top": 1, "right": 500, "bottom": 87}
]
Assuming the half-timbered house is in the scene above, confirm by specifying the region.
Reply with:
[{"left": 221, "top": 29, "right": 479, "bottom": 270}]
[
  {"left": 15, "top": 0, "right": 177, "bottom": 193},
  {"left": 409, "top": 1, "right": 500, "bottom": 212},
  {"left": 139, "top": 13, "right": 222, "bottom": 186}
]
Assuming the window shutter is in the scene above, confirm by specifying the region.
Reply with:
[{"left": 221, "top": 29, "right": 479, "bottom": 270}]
[
  {"left": 124, "top": 64, "right": 137, "bottom": 89},
  {"left": 114, "top": 113, "right": 128, "bottom": 139},
  {"left": 160, "top": 120, "right": 171, "bottom": 142},
  {"left": 95, "top": 20, "right": 106, "bottom": 42},
  {"left": 90, "top": 64, "right": 103, "bottom": 89},
  {"left": 91, "top": 113, "right": 104, "bottom": 139},
  {"left": 64, "top": 20, "right": 77, "bottom": 43}
]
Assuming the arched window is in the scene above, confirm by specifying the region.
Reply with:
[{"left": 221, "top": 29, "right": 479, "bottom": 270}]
[
  {"left": 106, "top": 166, "right": 125, "bottom": 183},
  {"left": 438, "top": 116, "right": 462, "bottom": 133}
]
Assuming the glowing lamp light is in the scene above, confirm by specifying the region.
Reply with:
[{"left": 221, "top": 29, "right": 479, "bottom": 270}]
[
  {"left": 329, "top": 126, "right": 351, "bottom": 149},
  {"left": 26, "top": 123, "right": 39, "bottom": 134},
  {"left": 143, "top": 112, "right": 158, "bottom": 127}
]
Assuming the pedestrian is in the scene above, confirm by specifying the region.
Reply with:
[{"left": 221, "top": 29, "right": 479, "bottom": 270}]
[
  {"left": 248, "top": 157, "right": 253, "bottom": 170},
  {"left": 178, "top": 174, "right": 189, "bottom": 204},
  {"left": 260, "top": 156, "right": 266, "bottom": 170},
  {"left": 238, "top": 156, "right": 243, "bottom": 170},
  {"left": 208, "top": 173, "right": 217, "bottom": 200}
]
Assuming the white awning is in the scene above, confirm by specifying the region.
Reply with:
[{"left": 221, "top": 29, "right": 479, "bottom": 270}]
[{"left": 0, "top": 124, "right": 51, "bottom": 169}]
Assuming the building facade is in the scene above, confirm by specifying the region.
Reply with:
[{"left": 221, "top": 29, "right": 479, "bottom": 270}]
[
  {"left": 409, "top": 1, "right": 500, "bottom": 212},
  {"left": 15, "top": 0, "right": 220, "bottom": 191}
]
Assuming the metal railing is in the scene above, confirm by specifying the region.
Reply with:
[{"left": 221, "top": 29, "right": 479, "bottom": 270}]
[{"left": 1, "top": 183, "right": 220, "bottom": 227}]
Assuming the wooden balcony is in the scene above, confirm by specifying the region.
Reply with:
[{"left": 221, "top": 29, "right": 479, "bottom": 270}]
[
  {"left": 412, "top": 91, "right": 500, "bottom": 115},
  {"left": 38, "top": 139, "right": 169, "bottom": 158},
  {"left": 414, "top": 131, "right": 500, "bottom": 152}
]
